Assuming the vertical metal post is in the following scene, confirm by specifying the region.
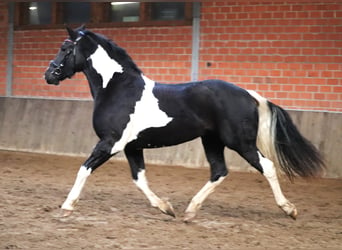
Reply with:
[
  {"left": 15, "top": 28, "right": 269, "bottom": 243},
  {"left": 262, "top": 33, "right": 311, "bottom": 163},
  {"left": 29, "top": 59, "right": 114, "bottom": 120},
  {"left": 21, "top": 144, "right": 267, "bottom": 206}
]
[
  {"left": 191, "top": 2, "right": 201, "bottom": 81},
  {"left": 6, "top": 2, "right": 14, "bottom": 96}
]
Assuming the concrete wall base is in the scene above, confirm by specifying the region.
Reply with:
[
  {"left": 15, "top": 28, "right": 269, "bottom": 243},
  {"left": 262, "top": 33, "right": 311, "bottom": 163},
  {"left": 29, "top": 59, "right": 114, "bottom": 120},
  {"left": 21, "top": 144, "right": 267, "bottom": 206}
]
[{"left": 0, "top": 97, "right": 340, "bottom": 178}]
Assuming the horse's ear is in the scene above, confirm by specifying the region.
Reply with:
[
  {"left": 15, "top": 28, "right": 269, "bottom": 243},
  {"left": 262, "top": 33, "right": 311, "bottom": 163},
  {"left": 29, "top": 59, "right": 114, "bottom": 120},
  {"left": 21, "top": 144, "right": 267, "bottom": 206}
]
[{"left": 65, "top": 25, "right": 78, "bottom": 41}]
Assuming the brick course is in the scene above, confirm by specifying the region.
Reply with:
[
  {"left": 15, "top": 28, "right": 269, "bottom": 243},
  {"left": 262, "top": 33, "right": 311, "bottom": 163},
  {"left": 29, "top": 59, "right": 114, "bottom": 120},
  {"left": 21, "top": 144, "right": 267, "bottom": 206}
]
[
  {"left": 1, "top": 1, "right": 341, "bottom": 111},
  {"left": 199, "top": 1, "right": 342, "bottom": 111},
  {"left": 11, "top": 26, "right": 192, "bottom": 99}
]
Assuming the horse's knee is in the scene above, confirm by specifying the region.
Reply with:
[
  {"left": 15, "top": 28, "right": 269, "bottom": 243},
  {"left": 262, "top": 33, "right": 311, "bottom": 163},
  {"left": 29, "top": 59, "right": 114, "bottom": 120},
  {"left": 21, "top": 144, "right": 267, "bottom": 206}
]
[
  {"left": 83, "top": 139, "right": 114, "bottom": 170},
  {"left": 95, "top": 139, "right": 115, "bottom": 155}
]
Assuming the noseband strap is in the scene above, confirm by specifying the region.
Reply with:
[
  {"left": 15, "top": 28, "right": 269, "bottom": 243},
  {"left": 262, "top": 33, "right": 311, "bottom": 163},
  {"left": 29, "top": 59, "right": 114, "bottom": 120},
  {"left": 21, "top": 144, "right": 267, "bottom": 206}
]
[
  {"left": 50, "top": 31, "right": 90, "bottom": 76},
  {"left": 51, "top": 39, "right": 77, "bottom": 76}
]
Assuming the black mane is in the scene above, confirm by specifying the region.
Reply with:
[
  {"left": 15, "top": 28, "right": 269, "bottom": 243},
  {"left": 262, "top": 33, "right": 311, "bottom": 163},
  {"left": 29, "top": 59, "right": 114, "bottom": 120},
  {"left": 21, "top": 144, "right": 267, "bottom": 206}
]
[{"left": 86, "top": 30, "right": 142, "bottom": 74}]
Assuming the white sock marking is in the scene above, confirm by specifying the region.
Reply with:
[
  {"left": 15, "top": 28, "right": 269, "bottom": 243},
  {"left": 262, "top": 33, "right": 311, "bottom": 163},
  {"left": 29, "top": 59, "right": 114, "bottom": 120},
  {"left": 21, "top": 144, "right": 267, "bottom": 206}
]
[
  {"left": 186, "top": 176, "right": 226, "bottom": 214},
  {"left": 90, "top": 45, "right": 123, "bottom": 88},
  {"left": 111, "top": 75, "right": 173, "bottom": 154},
  {"left": 134, "top": 170, "right": 161, "bottom": 207},
  {"left": 258, "top": 152, "right": 289, "bottom": 207},
  {"left": 61, "top": 166, "right": 92, "bottom": 211}
]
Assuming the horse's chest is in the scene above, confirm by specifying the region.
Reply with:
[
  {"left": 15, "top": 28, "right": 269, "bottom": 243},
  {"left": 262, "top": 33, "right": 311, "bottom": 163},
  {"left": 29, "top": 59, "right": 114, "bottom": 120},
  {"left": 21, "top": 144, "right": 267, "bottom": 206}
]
[{"left": 110, "top": 76, "right": 172, "bottom": 154}]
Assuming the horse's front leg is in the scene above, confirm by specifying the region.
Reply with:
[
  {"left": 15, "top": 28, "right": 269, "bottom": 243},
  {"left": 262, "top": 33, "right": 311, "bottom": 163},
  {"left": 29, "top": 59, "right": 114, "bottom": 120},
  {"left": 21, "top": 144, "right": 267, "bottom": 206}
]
[
  {"left": 124, "top": 146, "right": 175, "bottom": 218},
  {"left": 61, "top": 139, "right": 113, "bottom": 217}
]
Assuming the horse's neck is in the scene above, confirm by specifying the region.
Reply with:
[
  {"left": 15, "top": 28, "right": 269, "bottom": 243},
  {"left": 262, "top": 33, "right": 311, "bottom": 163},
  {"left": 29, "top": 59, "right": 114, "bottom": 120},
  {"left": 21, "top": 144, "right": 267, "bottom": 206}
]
[
  {"left": 83, "top": 67, "right": 103, "bottom": 98},
  {"left": 83, "top": 66, "right": 144, "bottom": 99},
  {"left": 82, "top": 43, "right": 144, "bottom": 99}
]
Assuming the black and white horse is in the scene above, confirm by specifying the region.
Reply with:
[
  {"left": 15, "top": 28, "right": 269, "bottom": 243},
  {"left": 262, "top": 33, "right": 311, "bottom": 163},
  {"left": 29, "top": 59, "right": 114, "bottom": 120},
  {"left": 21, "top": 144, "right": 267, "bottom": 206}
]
[{"left": 45, "top": 26, "right": 325, "bottom": 222}]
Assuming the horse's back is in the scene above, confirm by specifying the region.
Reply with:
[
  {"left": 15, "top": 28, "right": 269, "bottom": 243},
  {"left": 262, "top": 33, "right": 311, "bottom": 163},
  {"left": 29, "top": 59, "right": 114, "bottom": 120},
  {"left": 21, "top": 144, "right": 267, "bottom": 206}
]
[
  {"left": 152, "top": 79, "right": 258, "bottom": 136},
  {"left": 155, "top": 79, "right": 257, "bottom": 121}
]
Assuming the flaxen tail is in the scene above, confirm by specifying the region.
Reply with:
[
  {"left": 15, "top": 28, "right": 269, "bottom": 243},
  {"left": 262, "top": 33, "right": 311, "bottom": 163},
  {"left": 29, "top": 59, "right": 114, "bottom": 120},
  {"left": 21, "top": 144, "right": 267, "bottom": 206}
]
[{"left": 248, "top": 90, "right": 325, "bottom": 180}]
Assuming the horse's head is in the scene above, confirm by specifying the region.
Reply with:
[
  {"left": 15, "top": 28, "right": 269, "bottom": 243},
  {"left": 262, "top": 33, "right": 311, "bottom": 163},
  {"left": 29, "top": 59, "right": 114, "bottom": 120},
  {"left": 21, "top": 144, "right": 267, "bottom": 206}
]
[
  {"left": 45, "top": 25, "right": 94, "bottom": 85},
  {"left": 45, "top": 26, "right": 142, "bottom": 88}
]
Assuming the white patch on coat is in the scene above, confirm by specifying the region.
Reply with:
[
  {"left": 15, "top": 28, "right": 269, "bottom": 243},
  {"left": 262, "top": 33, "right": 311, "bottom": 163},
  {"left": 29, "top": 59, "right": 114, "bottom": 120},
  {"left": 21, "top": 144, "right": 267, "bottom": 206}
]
[
  {"left": 90, "top": 45, "right": 123, "bottom": 88},
  {"left": 185, "top": 176, "right": 226, "bottom": 214},
  {"left": 257, "top": 152, "right": 289, "bottom": 207},
  {"left": 247, "top": 90, "right": 278, "bottom": 168},
  {"left": 61, "top": 166, "right": 92, "bottom": 211},
  {"left": 134, "top": 170, "right": 161, "bottom": 207},
  {"left": 110, "top": 75, "right": 173, "bottom": 154}
]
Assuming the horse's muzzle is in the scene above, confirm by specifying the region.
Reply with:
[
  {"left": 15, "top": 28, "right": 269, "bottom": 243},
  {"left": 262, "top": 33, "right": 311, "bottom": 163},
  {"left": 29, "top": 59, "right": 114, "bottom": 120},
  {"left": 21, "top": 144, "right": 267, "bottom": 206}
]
[{"left": 44, "top": 70, "right": 60, "bottom": 85}]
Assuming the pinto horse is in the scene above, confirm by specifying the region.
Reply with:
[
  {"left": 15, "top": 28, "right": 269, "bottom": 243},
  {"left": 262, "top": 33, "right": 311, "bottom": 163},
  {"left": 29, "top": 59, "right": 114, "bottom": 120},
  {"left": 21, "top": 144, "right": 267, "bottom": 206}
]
[{"left": 45, "top": 26, "right": 325, "bottom": 222}]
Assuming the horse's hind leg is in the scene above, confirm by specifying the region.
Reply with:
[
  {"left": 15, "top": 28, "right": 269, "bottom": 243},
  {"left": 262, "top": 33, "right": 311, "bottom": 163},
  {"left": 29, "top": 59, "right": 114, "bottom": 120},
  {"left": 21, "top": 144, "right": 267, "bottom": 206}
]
[
  {"left": 61, "top": 139, "right": 113, "bottom": 216},
  {"left": 124, "top": 146, "right": 175, "bottom": 217},
  {"left": 239, "top": 149, "right": 297, "bottom": 219},
  {"left": 184, "top": 135, "right": 228, "bottom": 222}
]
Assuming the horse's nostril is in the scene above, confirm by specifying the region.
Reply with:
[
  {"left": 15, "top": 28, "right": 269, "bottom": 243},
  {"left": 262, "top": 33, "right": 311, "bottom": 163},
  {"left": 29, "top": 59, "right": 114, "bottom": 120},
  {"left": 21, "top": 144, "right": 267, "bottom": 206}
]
[{"left": 53, "top": 68, "right": 62, "bottom": 76}]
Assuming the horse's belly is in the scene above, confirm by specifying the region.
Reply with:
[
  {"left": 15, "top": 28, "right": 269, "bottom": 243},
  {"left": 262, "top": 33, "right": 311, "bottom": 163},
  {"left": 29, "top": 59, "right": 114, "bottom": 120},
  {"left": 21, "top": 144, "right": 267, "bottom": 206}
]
[{"left": 132, "top": 123, "right": 204, "bottom": 149}]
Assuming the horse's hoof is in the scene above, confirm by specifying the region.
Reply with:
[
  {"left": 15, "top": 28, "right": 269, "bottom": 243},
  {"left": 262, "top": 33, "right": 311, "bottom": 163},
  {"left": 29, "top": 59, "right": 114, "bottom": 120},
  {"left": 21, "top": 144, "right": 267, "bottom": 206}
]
[
  {"left": 159, "top": 199, "right": 176, "bottom": 218},
  {"left": 183, "top": 212, "right": 196, "bottom": 223},
  {"left": 279, "top": 202, "right": 297, "bottom": 220},
  {"left": 164, "top": 208, "right": 176, "bottom": 218},
  {"left": 289, "top": 207, "right": 298, "bottom": 220},
  {"left": 60, "top": 209, "right": 73, "bottom": 217}
]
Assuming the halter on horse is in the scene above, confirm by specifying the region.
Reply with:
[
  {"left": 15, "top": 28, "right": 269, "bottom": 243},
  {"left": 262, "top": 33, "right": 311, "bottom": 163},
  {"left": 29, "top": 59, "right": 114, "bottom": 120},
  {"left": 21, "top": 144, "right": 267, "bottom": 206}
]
[{"left": 45, "top": 26, "right": 325, "bottom": 222}]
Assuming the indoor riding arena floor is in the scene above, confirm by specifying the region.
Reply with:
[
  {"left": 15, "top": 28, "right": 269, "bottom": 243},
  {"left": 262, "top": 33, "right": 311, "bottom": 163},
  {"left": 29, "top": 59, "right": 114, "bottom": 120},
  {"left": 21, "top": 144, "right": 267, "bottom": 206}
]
[{"left": 0, "top": 150, "right": 341, "bottom": 249}]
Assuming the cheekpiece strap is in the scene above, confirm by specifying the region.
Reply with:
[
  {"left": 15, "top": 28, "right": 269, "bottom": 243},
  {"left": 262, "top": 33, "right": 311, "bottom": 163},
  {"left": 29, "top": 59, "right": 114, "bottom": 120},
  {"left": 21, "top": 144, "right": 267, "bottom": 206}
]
[
  {"left": 75, "top": 31, "right": 85, "bottom": 42},
  {"left": 78, "top": 31, "right": 85, "bottom": 36}
]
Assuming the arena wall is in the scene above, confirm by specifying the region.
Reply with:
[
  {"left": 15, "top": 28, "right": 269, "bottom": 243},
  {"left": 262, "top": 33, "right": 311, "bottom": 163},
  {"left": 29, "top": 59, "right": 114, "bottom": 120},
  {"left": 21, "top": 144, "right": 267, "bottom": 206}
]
[
  {"left": 0, "top": 97, "right": 340, "bottom": 178},
  {"left": 0, "top": 2, "right": 341, "bottom": 178}
]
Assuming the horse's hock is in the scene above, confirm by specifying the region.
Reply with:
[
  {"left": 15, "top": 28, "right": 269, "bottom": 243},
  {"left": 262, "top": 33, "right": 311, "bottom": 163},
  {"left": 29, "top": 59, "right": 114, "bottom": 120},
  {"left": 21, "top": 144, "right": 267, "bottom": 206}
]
[{"left": 0, "top": 97, "right": 341, "bottom": 178}]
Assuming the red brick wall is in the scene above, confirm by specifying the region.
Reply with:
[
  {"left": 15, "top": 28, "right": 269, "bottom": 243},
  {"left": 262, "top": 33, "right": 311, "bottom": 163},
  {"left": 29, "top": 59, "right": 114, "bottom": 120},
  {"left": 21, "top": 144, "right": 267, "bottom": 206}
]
[
  {"left": 0, "top": 2, "right": 8, "bottom": 95},
  {"left": 2, "top": 2, "right": 342, "bottom": 111},
  {"left": 200, "top": 1, "right": 342, "bottom": 111},
  {"left": 12, "top": 26, "right": 192, "bottom": 98}
]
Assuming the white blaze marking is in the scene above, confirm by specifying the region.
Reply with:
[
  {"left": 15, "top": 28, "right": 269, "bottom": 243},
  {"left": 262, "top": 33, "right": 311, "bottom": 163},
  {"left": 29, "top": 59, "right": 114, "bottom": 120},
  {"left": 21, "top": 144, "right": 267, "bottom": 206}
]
[
  {"left": 111, "top": 75, "right": 173, "bottom": 154},
  {"left": 61, "top": 166, "right": 92, "bottom": 211},
  {"left": 90, "top": 45, "right": 123, "bottom": 88}
]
